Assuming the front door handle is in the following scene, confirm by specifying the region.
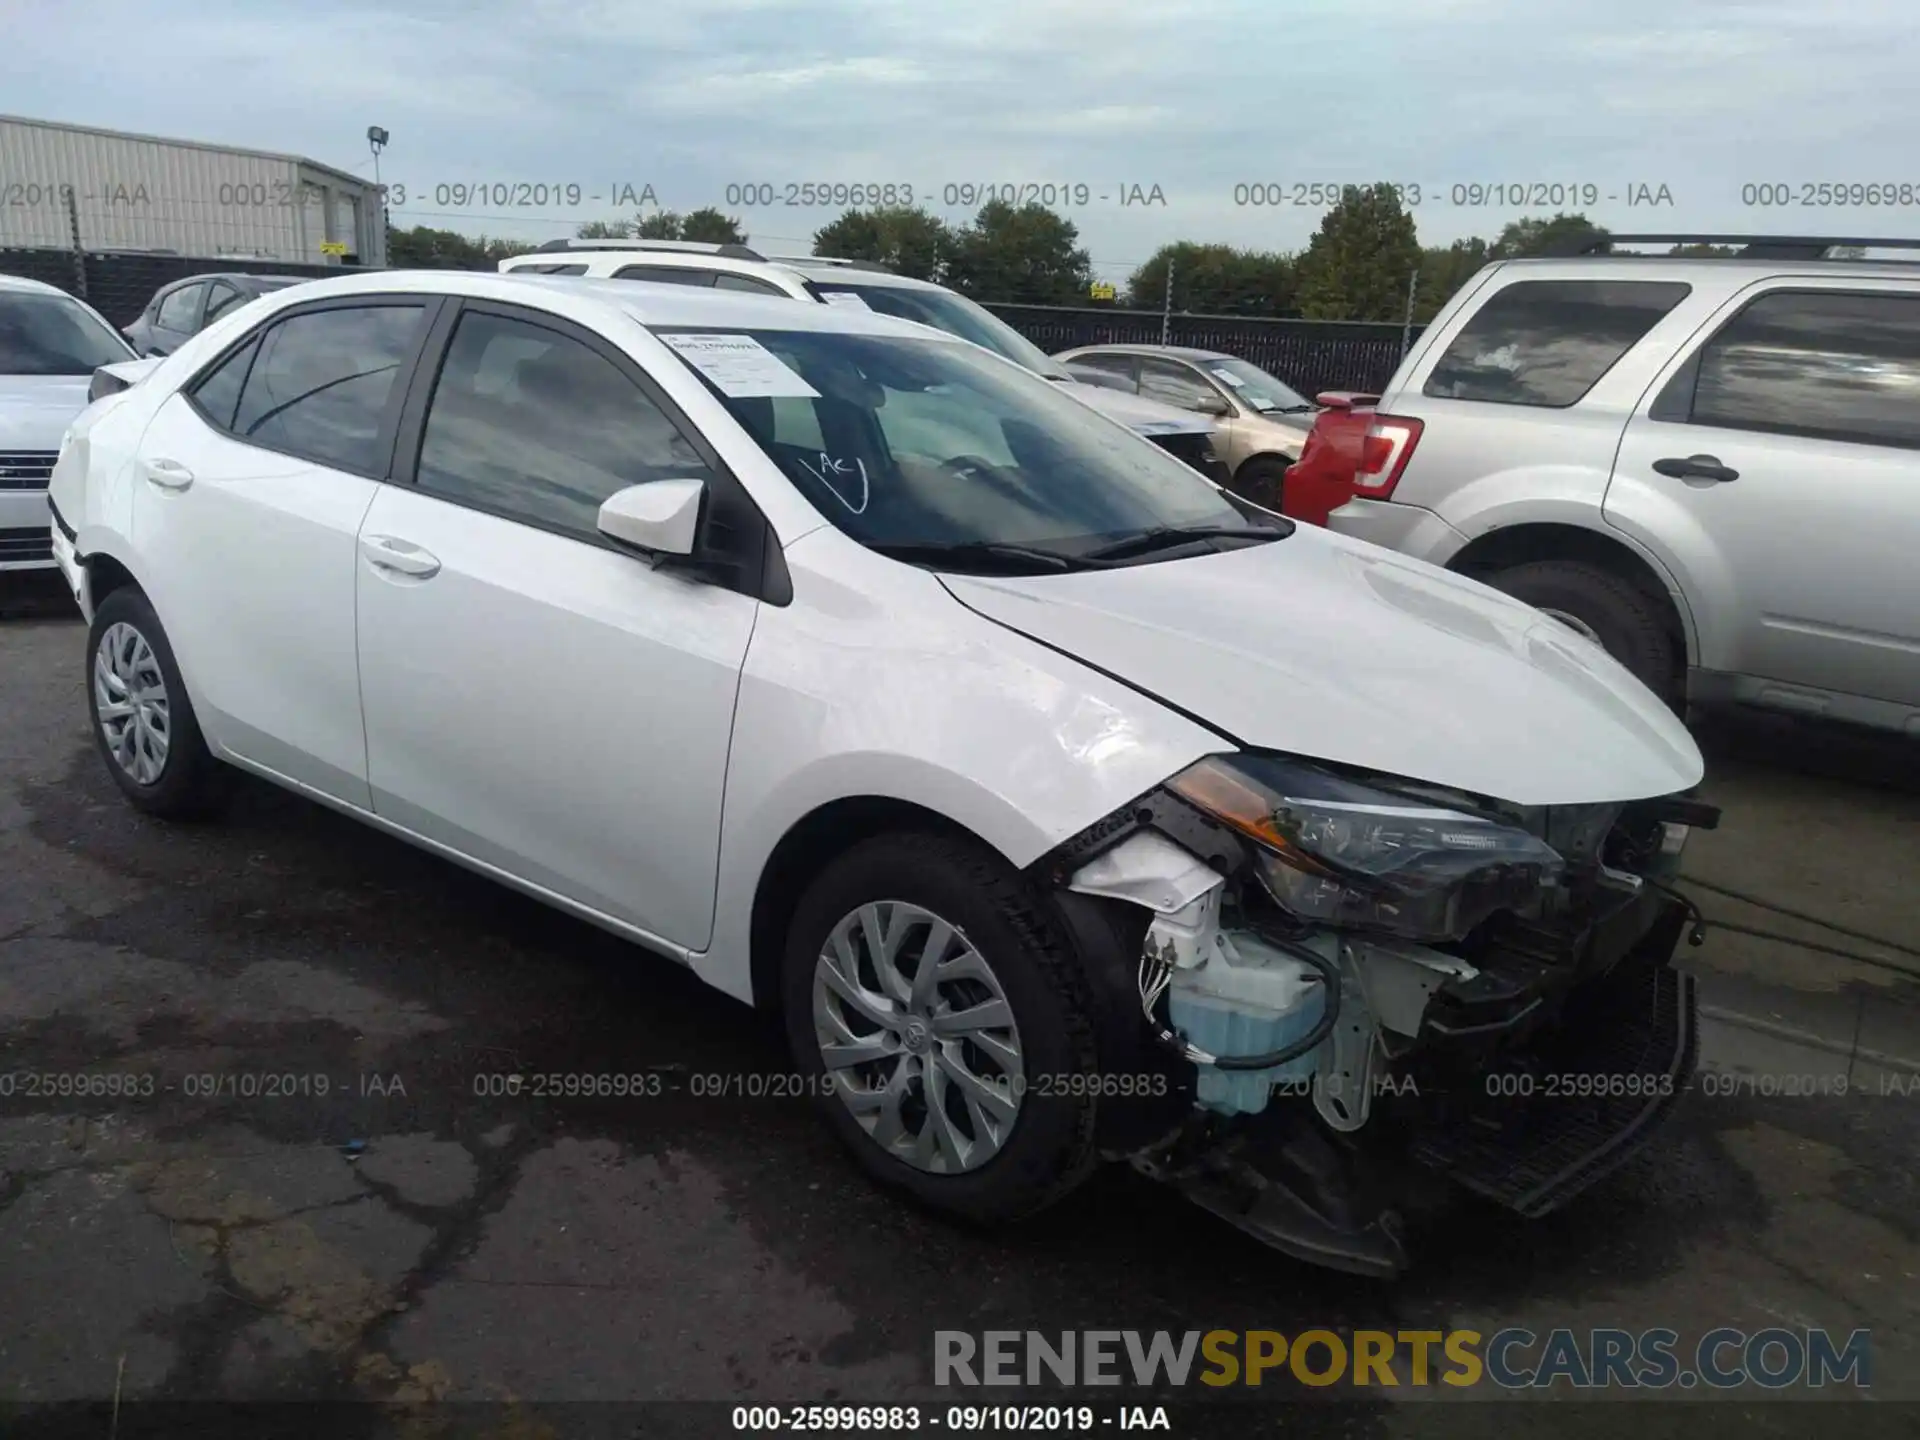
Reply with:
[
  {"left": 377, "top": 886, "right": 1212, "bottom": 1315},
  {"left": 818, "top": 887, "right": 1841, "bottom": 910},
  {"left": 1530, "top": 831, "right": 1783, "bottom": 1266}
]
[
  {"left": 1652, "top": 454, "right": 1739, "bottom": 484},
  {"left": 360, "top": 534, "right": 442, "bottom": 579},
  {"left": 142, "top": 457, "right": 194, "bottom": 491}
]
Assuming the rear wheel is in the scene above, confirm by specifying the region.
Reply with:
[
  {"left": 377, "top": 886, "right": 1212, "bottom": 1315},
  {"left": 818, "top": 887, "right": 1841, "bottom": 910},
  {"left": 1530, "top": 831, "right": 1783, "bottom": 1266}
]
[
  {"left": 1233, "top": 455, "right": 1291, "bottom": 511},
  {"left": 86, "top": 587, "right": 231, "bottom": 818},
  {"left": 1482, "top": 559, "right": 1682, "bottom": 709},
  {"left": 781, "top": 832, "right": 1100, "bottom": 1223}
]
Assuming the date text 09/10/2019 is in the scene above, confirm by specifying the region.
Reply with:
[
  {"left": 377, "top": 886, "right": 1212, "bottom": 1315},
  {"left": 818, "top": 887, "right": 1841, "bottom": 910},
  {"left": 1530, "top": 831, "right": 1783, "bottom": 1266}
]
[
  {"left": 732, "top": 1406, "right": 1171, "bottom": 1432},
  {"left": 720, "top": 183, "right": 1168, "bottom": 209},
  {"left": 1231, "top": 182, "right": 1675, "bottom": 209}
]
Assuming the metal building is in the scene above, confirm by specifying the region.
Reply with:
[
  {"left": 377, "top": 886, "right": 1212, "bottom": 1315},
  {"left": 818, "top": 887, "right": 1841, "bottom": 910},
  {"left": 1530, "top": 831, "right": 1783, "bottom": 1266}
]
[{"left": 0, "top": 114, "right": 385, "bottom": 266}]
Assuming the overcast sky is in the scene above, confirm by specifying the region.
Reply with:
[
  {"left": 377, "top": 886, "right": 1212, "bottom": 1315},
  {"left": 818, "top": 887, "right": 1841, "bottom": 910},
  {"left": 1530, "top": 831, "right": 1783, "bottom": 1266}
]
[{"left": 7, "top": 0, "right": 1917, "bottom": 280}]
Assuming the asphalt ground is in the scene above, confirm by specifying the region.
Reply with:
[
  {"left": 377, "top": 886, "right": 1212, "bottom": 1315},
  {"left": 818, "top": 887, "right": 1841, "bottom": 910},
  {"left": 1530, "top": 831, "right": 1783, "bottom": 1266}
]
[{"left": 2, "top": 571, "right": 1916, "bottom": 1440}]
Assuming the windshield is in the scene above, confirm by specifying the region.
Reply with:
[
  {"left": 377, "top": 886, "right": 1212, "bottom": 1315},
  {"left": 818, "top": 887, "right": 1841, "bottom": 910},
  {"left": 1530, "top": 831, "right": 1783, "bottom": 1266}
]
[
  {"left": 0, "top": 291, "right": 133, "bottom": 375},
  {"left": 660, "top": 327, "right": 1244, "bottom": 562},
  {"left": 806, "top": 280, "right": 1073, "bottom": 379},
  {"left": 1203, "top": 357, "right": 1313, "bottom": 413}
]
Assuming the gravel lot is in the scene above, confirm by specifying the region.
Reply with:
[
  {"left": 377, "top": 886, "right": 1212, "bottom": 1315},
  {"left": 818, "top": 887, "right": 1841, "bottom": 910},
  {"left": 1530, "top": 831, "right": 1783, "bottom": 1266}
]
[{"left": 2, "top": 574, "right": 1916, "bottom": 1437}]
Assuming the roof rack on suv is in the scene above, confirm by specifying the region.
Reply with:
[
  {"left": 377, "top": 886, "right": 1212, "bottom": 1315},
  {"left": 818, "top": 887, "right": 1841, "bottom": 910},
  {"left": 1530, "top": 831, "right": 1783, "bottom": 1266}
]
[
  {"left": 530, "top": 238, "right": 768, "bottom": 260},
  {"left": 766, "top": 253, "right": 897, "bottom": 273},
  {"left": 1542, "top": 231, "right": 1920, "bottom": 260}
]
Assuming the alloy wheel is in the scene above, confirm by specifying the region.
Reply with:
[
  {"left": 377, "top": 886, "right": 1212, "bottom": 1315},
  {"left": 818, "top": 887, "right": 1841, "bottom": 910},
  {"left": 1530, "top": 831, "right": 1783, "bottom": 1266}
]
[
  {"left": 94, "top": 622, "right": 171, "bottom": 785},
  {"left": 811, "top": 900, "right": 1025, "bottom": 1174}
]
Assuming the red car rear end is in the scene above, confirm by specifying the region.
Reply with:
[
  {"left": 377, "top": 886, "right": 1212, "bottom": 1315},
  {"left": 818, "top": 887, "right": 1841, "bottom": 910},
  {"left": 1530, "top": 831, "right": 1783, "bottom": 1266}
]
[{"left": 1279, "top": 392, "right": 1376, "bottom": 525}]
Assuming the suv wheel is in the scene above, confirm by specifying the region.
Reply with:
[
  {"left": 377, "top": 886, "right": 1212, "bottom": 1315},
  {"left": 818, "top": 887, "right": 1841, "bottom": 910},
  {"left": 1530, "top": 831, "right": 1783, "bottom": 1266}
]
[
  {"left": 1483, "top": 559, "right": 1681, "bottom": 709},
  {"left": 781, "top": 832, "right": 1100, "bottom": 1223},
  {"left": 87, "top": 588, "right": 231, "bottom": 817}
]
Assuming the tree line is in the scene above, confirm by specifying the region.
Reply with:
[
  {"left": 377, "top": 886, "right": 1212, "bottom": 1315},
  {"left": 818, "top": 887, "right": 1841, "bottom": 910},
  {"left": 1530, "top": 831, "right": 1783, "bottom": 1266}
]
[{"left": 385, "top": 184, "right": 1733, "bottom": 322}]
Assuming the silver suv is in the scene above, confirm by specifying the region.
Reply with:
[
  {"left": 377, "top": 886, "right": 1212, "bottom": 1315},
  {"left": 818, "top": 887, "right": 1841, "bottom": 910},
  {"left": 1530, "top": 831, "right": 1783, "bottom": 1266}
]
[
  {"left": 1326, "top": 232, "right": 1920, "bottom": 735},
  {"left": 498, "top": 241, "right": 1227, "bottom": 479}
]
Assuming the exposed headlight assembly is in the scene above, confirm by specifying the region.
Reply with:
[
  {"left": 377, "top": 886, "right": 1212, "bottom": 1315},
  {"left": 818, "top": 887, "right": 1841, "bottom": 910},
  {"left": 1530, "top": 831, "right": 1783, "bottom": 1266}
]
[{"left": 1166, "top": 755, "right": 1565, "bottom": 942}]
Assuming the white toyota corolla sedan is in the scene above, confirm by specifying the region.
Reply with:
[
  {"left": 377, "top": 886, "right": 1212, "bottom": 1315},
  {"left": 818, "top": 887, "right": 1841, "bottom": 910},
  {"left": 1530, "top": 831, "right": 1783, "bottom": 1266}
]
[{"left": 47, "top": 270, "right": 1713, "bottom": 1274}]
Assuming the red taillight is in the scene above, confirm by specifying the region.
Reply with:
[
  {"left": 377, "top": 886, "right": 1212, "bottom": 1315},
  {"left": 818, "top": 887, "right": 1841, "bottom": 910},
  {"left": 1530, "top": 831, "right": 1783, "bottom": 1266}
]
[{"left": 1351, "top": 414, "right": 1423, "bottom": 499}]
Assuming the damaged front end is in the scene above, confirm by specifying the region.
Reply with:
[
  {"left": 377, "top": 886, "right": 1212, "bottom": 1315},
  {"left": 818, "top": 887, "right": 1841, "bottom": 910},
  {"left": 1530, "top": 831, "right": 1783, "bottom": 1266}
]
[{"left": 1036, "top": 752, "right": 1717, "bottom": 1278}]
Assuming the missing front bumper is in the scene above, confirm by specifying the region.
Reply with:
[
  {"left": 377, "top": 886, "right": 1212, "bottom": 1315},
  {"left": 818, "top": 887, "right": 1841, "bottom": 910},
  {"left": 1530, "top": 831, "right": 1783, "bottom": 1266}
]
[{"left": 1130, "top": 924, "right": 1697, "bottom": 1276}]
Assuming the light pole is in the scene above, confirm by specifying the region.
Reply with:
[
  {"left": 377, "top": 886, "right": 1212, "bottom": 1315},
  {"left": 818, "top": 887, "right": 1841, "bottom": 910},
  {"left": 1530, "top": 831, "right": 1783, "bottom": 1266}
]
[{"left": 367, "top": 126, "right": 389, "bottom": 265}]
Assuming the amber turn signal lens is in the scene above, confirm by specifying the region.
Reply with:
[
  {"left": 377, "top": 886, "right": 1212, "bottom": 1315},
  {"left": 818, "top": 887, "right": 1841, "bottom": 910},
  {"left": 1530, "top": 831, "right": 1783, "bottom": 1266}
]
[{"left": 1165, "top": 758, "right": 1334, "bottom": 876}]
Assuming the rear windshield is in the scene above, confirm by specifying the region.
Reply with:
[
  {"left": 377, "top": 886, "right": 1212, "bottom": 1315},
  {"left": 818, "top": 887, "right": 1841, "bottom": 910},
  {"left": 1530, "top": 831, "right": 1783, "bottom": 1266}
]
[
  {"left": 1424, "top": 279, "right": 1690, "bottom": 408},
  {"left": 0, "top": 291, "right": 133, "bottom": 375}
]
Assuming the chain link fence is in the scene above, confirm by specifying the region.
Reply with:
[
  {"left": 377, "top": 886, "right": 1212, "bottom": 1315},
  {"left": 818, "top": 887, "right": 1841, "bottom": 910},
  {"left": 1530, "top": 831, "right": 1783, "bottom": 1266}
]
[
  {"left": 983, "top": 302, "right": 1422, "bottom": 397},
  {"left": 3, "top": 244, "right": 1420, "bottom": 395}
]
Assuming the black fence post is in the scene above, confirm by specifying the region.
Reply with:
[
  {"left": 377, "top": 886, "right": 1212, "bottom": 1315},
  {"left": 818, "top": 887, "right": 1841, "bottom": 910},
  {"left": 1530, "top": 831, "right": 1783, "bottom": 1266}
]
[{"left": 63, "top": 185, "right": 87, "bottom": 300}]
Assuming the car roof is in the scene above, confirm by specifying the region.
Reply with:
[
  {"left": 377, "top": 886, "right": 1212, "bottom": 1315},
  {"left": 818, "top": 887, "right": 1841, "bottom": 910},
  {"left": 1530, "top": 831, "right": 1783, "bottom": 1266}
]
[
  {"left": 253, "top": 269, "right": 969, "bottom": 341},
  {"left": 503, "top": 247, "right": 951, "bottom": 294},
  {"left": 1064, "top": 343, "right": 1238, "bottom": 363},
  {"left": 1493, "top": 254, "right": 1920, "bottom": 284},
  {"left": 0, "top": 273, "right": 67, "bottom": 297}
]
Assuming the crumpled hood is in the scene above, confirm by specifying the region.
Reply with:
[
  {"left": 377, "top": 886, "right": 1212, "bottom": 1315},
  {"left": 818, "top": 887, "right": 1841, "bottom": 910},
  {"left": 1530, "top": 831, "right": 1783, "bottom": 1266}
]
[
  {"left": 1061, "top": 382, "right": 1217, "bottom": 436},
  {"left": 0, "top": 376, "right": 91, "bottom": 449},
  {"left": 940, "top": 526, "right": 1703, "bottom": 806}
]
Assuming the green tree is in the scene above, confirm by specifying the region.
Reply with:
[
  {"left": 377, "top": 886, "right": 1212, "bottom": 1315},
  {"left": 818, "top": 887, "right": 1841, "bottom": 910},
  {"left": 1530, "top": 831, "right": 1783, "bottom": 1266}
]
[
  {"left": 813, "top": 205, "right": 957, "bottom": 280},
  {"left": 1415, "top": 236, "right": 1491, "bottom": 321},
  {"left": 1488, "top": 212, "right": 1606, "bottom": 259},
  {"left": 614, "top": 207, "right": 749, "bottom": 244},
  {"left": 576, "top": 218, "right": 633, "bottom": 239},
  {"left": 943, "top": 200, "right": 1092, "bottom": 304},
  {"left": 1292, "top": 184, "right": 1422, "bottom": 321},
  {"left": 387, "top": 226, "right": 533, "bottom": 269},
  {"left": 1125, "top": 243, "right": 1295, "bottom": 316}
]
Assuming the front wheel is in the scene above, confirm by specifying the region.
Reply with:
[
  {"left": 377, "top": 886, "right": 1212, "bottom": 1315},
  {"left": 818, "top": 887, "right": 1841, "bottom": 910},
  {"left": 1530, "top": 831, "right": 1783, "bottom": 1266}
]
[
  {"left": 86, "top": 587, "right": 231, "bottom": 818},
  {"left": 781, "top": 832, "right": 1101, "bottom": 1223}
]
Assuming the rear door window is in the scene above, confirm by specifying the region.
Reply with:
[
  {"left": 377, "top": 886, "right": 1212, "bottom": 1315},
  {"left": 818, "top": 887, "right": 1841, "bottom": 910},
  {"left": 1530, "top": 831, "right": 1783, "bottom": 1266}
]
[
  {"left": 1685, "top": 289, "right": 1920, "bottom": 450},
  {"left": 156, "top": 283, "right": 205, "bottom": 334},
  {"left": 229, "top": 303, "right": 427, "bottom": 473},
  {"left": 1424, "top": 279, "right": 1691, "bottom": 408}
]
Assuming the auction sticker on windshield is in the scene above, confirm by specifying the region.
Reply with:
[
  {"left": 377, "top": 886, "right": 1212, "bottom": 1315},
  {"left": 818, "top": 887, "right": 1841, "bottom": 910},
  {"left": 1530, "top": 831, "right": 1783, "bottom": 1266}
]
[
  {"left": 820, "top": 291, "right": 873, "bottom": 310},
  {"left": 659, "top": 332, "right": 821, "bottom": 397}
]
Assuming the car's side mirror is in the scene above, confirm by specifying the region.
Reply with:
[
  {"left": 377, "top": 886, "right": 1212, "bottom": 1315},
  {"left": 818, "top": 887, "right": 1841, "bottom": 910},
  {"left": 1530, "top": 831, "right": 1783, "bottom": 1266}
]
[
  {"left": 597, "top": 478, "right": 706, "bottom": 557},
  {"left": 1195, "top": 392, "right": 1233, "bottom": 417}
]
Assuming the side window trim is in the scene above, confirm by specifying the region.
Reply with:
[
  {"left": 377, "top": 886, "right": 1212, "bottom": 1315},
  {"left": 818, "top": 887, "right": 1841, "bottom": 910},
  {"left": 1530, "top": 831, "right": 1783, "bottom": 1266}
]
[
  {"left": 179, "top": 294, "right": 445, "bottom": 481},
  {"left": 388, "top": 297, "right": 779, "bottom": 599}
]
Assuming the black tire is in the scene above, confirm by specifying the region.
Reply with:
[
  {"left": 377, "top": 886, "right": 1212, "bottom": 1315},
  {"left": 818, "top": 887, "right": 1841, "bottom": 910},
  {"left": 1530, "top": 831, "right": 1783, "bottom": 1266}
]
[
  {"left": 781, "top": 831, "right": 1101, "bottom": 1224},
  {"left": 1232, "top": 455, "right": 1291, "bottom": 510},
  {"left": 85, "top": 587, "right": 232, "bottom": 818},
  {"left": 1482, "top": 559, "right": 1682, "bottom": 709}
]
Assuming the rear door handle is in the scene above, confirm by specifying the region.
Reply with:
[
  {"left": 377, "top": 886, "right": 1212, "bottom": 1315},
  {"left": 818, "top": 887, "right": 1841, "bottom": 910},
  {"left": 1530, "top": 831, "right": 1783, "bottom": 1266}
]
[
  {"left": 141, "top": 457, "right": 194, "bottom": 491},
  {"left": 360, "top": 534, "right": 442, "bottom": 579},
  {"left": 1652, "top": 454, "right": 1739, "bottom": 484}
]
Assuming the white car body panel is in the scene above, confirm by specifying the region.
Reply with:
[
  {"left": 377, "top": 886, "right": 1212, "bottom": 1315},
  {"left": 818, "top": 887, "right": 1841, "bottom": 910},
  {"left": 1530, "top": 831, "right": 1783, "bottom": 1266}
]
[
  {"left": 940, "top": 523, "right": 1702, "bottom": 807},
  {"left": 132, "top": 392, "right": 382, "bottom": 805},
  {"left": 695, "top": 525, "right": 1227, "bottom": 1003},
  {"left": 51, "top": 266, "right": 1707, "bottom": 1021},
  {"left": 354, "top": 484, "right": 759, "bottom": 952}
]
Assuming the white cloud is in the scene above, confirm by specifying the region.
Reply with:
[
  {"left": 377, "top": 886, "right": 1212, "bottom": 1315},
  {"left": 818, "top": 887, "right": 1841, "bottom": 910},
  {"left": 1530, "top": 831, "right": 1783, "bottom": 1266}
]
[{"left": 3, "top": 0, "right": 1916, "bottom": 272}]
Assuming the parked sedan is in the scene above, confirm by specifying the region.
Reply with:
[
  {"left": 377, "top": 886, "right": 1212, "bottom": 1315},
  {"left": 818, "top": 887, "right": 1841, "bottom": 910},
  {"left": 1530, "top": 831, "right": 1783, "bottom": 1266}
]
[
  {"left": 0, "top": 273, "right": 135, "bottom": 571},
  {"left": 50, "top": 270, "right": 1709, "bottom": 1276},
  {"left": 124, "top": 273, "right": 308, "bottom": 356},
  {"left": 1055, "top": 344, "right": 1319, "bottom": 506}
]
